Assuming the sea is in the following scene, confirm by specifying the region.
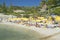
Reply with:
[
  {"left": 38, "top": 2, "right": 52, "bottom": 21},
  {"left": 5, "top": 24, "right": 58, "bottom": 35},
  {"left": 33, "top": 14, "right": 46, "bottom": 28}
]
[{"left": 0, "top": 24, "right": 41, "bottom": 40}]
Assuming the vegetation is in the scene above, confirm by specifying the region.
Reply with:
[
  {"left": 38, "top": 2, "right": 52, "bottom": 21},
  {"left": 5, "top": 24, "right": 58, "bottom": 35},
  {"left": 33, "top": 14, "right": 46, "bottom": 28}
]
[
  {"left": 39, "top": 0, "right": 60, "bottom": 16},
  {"left": 0, "top": 0, "right": 60, "bottom": 17}
]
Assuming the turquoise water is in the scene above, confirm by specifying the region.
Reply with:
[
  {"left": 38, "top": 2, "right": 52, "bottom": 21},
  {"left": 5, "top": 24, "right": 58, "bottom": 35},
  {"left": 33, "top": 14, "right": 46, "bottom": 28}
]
[{"left": 0, "top": 24, "right": 41, "bottom": 40}]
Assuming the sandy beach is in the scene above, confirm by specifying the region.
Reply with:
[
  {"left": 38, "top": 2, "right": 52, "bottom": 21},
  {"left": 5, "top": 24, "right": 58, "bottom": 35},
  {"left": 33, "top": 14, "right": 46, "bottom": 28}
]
[{"left": 0, "top": 22, "right": 60, "bottom": 40}]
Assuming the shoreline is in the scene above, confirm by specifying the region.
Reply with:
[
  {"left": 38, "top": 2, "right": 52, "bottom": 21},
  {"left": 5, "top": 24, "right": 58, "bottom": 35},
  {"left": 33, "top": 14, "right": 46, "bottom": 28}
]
[{"left": 0, "top": 22, "right": 60, "bottom": 38}]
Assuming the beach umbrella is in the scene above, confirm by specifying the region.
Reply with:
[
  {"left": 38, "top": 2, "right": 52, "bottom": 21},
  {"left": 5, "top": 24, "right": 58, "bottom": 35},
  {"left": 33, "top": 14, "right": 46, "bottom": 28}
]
[
  {"left": 55, "top": 16, "right": 60, "bottom": 21},
  {"left": 21, "top": 18, "right": 28, "bottom": 21},
  {"left": 48, "top": 16, "right": 52, "bottom": 20},
  {"left": 38, "top": 17, "right": 44, "bottom": 20},
  {"left": 8, "top": 18, "right": 18, "bottom": 21},
  {"left": 12, "top": 18, "right": 19, "bottom": 20},
  {"left": 32, "top": 19, "right": 41, "bottom": 22},
  {"left": 17, "top": 18, "right": 21, "bottom": 20},
  {"left": 23, "top": 18, "right": 28, "bottom": 21},
  {"left": 42, "top": 19, "right": 47, "bottom": 21},
  {"left": 35, "top": 20, "right": 41, "bottom": 22}
]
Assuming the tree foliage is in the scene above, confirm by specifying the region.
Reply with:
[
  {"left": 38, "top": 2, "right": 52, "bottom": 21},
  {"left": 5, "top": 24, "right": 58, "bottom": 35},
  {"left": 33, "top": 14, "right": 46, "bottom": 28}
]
[
  {"left": 53, "top": 7, "right": 60, "bottom": 15},
  {"left": 2, "top": 2, "right": 7, "bottom": 14},
  {"left": 0, "top": 0, "right": 60, "bottom": 17}
]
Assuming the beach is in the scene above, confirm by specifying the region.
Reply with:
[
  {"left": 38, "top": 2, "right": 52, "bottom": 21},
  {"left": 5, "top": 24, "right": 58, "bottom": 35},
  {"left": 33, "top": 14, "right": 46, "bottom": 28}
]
[
  {"left": 0, "top": 0, "right": 60, "bottom": 40},
  {"left": 0, "top": 22, "right": 60, "bottom": 40}
]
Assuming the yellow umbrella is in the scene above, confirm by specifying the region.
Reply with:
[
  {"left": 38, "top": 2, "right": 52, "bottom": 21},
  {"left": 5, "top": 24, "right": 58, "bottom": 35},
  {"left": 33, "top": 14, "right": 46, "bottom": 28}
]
[
  {"left": 29, "top": 17, "right": 33, "bottom": 20},
  {"left": 38, "top": 17, "right": 44, "bottom": 20},
  {"left": 55, "top": 16, "right": 60, "bottom": 21},
  {"left": 21, "top": 18, "right": 28, "bottom": 21},
  {"left": 48, "top": 16, "right": 52, "bottom": 21},
  {"left": 43, "top": 19, "right": 47, "bottom": 21},
  {"left": 32, "top": 19, "right": 41, "bottom": 22},
  {"left": 12, "top": 18, "right": 18, "bottom": 20},
  {"left": 17, "top": 18, "right": 21, "bottom": 20},
  {"left": 36, "top": 20, "right": 41, "bottom": 22}
]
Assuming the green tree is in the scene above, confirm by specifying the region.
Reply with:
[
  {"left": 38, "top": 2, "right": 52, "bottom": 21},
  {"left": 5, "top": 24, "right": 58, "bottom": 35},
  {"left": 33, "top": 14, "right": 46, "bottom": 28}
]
[
  {"left": 47, "top": 0, "right": 60, "bottom": 8},
  {"left": 0, "top": 4, "right": 2, "bottom": 13},
  {"left": 8, "top": 4, "right": 13, "bottom": 15},
  {"left": 38, "top": 0, "right": 48, "bottom": 17},
  {"left": 40, "top": 0, "right": 46, "bottom": 7},
  {"left": 53, "top": 7, "right": 60, "bottom": 15},
  {"left": 2, "top": 2, "right": 7, "bottom": 14},
  {"left": 31, "top": 6, "right": 38, "bottom": 16},
  {"left": 47, "top": 0, "right": 60, "bottom": 15}
]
